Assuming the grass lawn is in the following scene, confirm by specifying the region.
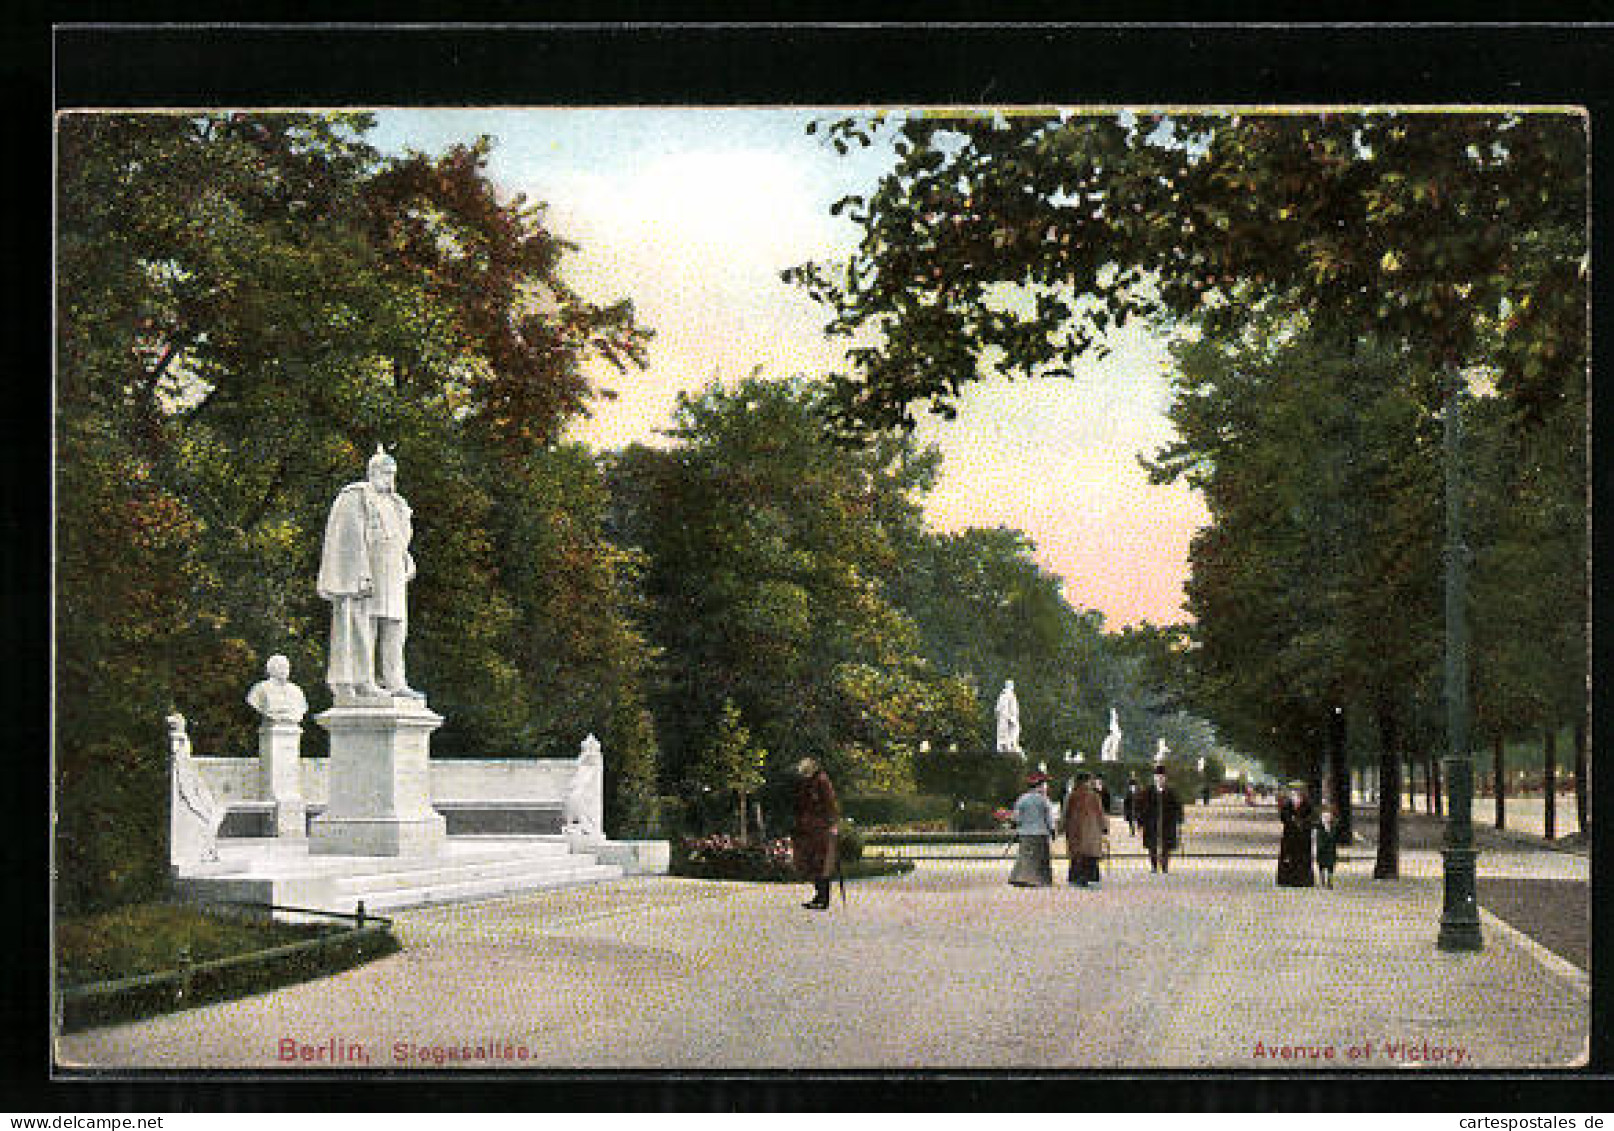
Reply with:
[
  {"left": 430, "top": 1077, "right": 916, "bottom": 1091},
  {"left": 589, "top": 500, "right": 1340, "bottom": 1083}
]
[
  {"left": 57, "top": 902, "right": 335, "bottom": 986},
  {"left": 57, "top": 902, "right": 400, "bottom": 1032}
]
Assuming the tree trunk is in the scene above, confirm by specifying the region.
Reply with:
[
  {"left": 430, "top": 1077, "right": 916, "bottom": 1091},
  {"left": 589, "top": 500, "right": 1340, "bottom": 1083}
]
[
  {"left": 1308, "top": 749, "right": 1324, "bottom": 819},
  {"left": 1330, "top": 707, "right": 1353, "bottom": 845},
  {"left": 1374, "top": 707, "right": 1401, "bottom": 880},
  {"left": 1431, "top": 752, "right": 1444, "bottom": 817},
  {"left": 1574, "top": 718, "right": 1588, "bottom": 835},
  {"left": 1493, "top": 733, "right": 1506, "bottom": 830},
  {"left": 737, "top": 788, "right": 749, "bottom": 843},
  {"left": 1406, "top": 751, "right": 1417, "bottom": 812},
  {"left": 1543, "top": 728, "right": 1557, "bottom": 841}
]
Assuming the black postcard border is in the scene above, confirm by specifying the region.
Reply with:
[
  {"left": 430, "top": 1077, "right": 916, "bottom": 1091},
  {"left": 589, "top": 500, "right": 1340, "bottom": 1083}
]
[{"left": 24, "top": 17, "right": 1614, "bottom": 1114}]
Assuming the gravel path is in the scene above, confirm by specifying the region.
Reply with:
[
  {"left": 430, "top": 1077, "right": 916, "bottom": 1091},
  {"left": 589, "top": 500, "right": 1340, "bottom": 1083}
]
[{"left": 55, "top": 802, "right": 1587, "bottom": 1071}]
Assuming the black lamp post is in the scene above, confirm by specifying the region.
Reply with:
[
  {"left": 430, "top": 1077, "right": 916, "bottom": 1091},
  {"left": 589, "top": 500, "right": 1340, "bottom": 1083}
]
[{"left": 1438, "top": 368, "right": 1483, "bottom": 951}]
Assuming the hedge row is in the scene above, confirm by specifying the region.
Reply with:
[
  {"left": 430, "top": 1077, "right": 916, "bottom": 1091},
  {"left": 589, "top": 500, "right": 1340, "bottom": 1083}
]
[
  {"left": 60, "top": 926, "right": 399, "bottom": 1033},
  {"left": 838, "top": 793, "right": 957, "bottom": 827}
]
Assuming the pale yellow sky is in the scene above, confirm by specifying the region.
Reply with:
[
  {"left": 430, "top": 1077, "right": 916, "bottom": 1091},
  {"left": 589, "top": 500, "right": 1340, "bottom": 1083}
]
[{"left": 373, "top": 108, "right": 1208, "bottom": 627}]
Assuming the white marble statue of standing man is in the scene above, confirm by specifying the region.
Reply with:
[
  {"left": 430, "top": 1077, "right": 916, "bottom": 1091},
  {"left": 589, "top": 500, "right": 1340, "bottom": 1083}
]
[
  {"left": 317, "top": 445, "right": 424, "bottom": 701},
  {"left": 995, "top": 679, "right": 1021, "bottom": 753},
  {"left": 1101, "top": 707, "right": 1123, "bottom": 763}
]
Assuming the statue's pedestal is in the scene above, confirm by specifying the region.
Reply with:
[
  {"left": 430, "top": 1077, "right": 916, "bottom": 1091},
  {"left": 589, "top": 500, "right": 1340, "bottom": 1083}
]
[
  {"left": 258, "top": 720, "right": 307, "bottom": 840},
  {"left": 309, "top": 699, "right": 446, "bottom": 856}
]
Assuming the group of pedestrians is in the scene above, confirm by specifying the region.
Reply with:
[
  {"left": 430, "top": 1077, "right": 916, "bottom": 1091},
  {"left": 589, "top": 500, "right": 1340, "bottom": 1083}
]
[
  {"left": 1008, "top": 765, "right": 1186, "bottom": 888},
  {"left": 1006, "top": 768, "right": 1341, "bottom": 891},
  {"left": 1276, "top": 781, "right": 1338, "bottom": 888},
  {"left": 789, "top": 755, "right": 1341, "bottom": 911}
]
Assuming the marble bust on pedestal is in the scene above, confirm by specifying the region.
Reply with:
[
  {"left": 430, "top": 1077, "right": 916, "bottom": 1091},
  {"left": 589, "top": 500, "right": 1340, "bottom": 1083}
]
[
  {"left": 247, "top": 655, "right": 309, "bottom": 839},
  {"left": 246, "top": 654, "right": 309, "bottom": 722}
]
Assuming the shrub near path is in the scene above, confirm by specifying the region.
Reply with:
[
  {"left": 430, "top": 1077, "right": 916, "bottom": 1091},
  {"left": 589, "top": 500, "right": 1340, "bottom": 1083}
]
[{"left": 671, "top": 827, "right": 913, "bottom": 882}]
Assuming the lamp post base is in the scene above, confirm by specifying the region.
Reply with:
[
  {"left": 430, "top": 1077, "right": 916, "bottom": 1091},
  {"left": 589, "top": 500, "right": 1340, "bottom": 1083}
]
[{"left": 1437, "top": 845, "right": 1483, "bottom": 951}]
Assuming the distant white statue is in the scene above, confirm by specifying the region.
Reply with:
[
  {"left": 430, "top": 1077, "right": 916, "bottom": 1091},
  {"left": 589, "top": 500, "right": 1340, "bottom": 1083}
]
[
  {"left": 168, "top": 712, "right": 224, "bottom": 866},
  {"left": 1100, "top": 708, "right": 1122, "bottom": 763},
  {"left": 995, "top": 680, "right": 1021, "bottom": 753},
  {"left": 1155, "top": 737, "right": 1171, "bottom": 764},
  {"left": 563, "top": 733, "right": 605, "bottom": 839},
  {"left": 318, "top": 445, "right": 423, "bottom": 701},
  {"left": 246, "top": 654, "right": 309, "bottom": 722}
]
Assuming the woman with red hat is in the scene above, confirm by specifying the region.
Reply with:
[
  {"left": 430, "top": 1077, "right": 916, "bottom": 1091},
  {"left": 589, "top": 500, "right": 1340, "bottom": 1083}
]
[{"left": 1007, "top": 771, "right": 1058, "bottom": 887}]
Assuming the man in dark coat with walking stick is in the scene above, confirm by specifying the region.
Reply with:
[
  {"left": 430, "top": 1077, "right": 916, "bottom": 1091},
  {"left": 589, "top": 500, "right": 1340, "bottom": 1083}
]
[
  {"left": 1135, "top": 765, "right": 1184, "bottom": 873},
  {"left": 792, "top": 757, "right": 839, "bottom": 910}
]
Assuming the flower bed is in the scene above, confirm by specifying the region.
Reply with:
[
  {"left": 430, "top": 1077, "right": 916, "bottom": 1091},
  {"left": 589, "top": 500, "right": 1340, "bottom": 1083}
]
[{"left": 677, "top": 835, "right": 798, "bottom": 881}]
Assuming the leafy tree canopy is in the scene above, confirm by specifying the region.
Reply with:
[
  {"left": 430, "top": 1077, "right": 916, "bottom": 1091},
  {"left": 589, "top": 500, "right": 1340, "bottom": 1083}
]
[{"left": 787, "top": 110, "right": 1585, "bottom": 435}]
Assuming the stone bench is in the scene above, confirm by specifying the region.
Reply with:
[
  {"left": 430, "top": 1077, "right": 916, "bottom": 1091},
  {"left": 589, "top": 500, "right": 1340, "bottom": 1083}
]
[
  {"left": 432, "top": 800, "right": 565, "bottom": 836},
  {"left": 218, "top": 800, "right": 567, "bottom": 839},
  {"left": 218, "top": 801, "right": 276, "bottom": 839}
]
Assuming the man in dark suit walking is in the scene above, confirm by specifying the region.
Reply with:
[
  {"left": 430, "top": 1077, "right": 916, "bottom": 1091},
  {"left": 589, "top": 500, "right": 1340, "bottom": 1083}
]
[{"left": 1134, "top": 765, "right": 1184, "bottom": 873}]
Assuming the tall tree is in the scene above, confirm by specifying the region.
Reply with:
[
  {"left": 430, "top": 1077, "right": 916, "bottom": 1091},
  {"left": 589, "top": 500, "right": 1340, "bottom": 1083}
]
[
  {"left": 607, "top": 376, "right": 967, "bottom": 821},
  {"left": 58, "top": 112, "right": 404, "bottom": 907},
  {"left": 1468, "top": 380, "right": 1588, "bottom": 839},
  {"left": 488, "top": 442, "right": 662, "bottom": 832},
  {"left": 695, "top": 700, "right": 768, "bottom": 841},
  {"left": 1145, "top": 324, "right": 1444, "bottom": 873}
]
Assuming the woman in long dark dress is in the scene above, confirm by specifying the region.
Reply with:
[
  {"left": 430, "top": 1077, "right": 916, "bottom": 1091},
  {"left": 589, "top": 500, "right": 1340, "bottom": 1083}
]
[{"left": 1276, "top": 781, "right": 1316, "bottom": 887}]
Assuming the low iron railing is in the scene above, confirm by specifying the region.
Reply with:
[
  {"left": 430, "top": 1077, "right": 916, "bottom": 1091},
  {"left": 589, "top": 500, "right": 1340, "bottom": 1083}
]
[{"left": 57, "top": 901, "right": 396, "bottom": 1032}]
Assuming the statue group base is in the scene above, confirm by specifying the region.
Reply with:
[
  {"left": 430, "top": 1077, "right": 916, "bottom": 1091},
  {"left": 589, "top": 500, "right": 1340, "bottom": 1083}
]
[{"left": 309, "top": 694, "right": 447, "bottom": 857}]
